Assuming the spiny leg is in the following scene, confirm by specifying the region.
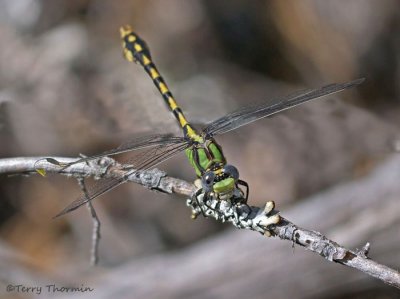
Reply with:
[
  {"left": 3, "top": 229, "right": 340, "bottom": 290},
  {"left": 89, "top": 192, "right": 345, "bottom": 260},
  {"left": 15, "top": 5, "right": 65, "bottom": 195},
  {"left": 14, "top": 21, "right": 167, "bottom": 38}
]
[
  {"left": 237, "top": 179, "right": 249, "bottom": 203},
  {"left": 191, "top": 189, "right": 223, "bottom": 219},
  {"left": 203, "top": 192, "right": 217, "bottom": 214},
  {"left": 191, "top": 188, "right": 207, "bottom": 219}
]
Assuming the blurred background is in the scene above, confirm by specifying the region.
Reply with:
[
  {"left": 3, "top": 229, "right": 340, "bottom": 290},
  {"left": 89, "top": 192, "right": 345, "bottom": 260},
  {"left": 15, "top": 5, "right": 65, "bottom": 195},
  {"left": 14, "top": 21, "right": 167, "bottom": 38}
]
[{"left": 0, "top": 0, "right": 400, "bottom": 298}]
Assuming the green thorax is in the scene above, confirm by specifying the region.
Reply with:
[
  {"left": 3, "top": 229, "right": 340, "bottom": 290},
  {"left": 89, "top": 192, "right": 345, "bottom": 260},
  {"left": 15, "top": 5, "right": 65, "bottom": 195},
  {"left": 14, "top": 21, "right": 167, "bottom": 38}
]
[{"left": 185, "top": 137, "right": 226, "bottom": 177}]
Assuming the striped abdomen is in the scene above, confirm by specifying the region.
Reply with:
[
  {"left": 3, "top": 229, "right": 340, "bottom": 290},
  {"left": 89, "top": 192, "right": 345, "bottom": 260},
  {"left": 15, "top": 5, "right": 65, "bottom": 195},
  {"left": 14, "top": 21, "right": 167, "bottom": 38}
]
[{"left": 120, "top": 25, "right": 199, "bottom": 141}]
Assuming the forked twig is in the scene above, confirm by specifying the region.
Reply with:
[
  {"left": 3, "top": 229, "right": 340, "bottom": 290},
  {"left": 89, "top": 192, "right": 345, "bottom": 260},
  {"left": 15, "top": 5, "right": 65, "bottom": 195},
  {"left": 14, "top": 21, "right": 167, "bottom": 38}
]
[{"left": 0, "top": 156, "right": 399, "bottom": 289}]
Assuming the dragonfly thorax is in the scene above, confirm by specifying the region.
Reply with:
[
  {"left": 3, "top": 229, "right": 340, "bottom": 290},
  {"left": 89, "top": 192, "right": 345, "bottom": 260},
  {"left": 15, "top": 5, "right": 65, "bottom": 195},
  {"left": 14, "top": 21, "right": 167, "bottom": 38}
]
[
  {"left": 185, "top": 138, "right": 239, "bottom": 196},
  {"left": 185, "top": 138, "right": 225, "bottom": 176}
]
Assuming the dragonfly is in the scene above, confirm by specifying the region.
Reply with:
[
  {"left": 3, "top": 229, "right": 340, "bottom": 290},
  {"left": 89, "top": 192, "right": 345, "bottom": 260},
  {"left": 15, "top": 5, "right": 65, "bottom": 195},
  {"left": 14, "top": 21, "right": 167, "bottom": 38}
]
[{"left": 51, "top": 25, "right": 364, "bottom": 218}]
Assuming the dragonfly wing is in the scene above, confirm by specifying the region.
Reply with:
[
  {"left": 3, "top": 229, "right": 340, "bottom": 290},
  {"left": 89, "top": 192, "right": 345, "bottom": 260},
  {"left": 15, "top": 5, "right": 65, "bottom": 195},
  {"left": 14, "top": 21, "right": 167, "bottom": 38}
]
[
  {"left": 126, "top": 141, "right": 191, "bottom": 171},
  {"left": 54, "top": 176, "right": 126, "bottom": 218},
  {"left": 203, "top": 78, "right": 365, "bottom": 137},
  {"left": 60, "top": 134, "right": 187, "bottom": 168},
  {"left": 54, "top": 141, "right": 190, "bottom": 217}
]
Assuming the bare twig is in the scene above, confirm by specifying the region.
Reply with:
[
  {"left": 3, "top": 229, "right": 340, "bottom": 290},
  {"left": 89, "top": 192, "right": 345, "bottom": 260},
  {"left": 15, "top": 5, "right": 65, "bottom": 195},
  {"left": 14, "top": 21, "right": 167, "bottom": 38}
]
[
  {"left": 273, "top": 218, "right": 400, "bottom": 289},
  {"left": 0, "top": 156, "right": 399, "bottom": 289},
  {"left": 76, "top": 177, "right": 101, "bottom": 266},
  {"left": 357, "top": 242, "right": 371, "bottom": 258}
]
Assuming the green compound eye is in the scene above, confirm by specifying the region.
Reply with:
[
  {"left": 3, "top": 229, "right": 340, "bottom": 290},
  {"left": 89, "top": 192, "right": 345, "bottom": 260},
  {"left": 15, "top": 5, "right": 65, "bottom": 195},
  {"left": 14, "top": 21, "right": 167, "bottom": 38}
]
[
  {"left": 223, "top": 164, "right": 239, "bottom": 181},
  {"left": 201, "top": 171, "right": 216, "bottom": 192}
]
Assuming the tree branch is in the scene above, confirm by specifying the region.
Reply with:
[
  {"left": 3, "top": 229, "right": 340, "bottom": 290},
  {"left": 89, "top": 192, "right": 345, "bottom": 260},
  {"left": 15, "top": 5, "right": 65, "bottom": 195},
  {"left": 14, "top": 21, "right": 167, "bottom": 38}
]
[{"left": 0, "top": 156, "right": 399, "bottom": 289}]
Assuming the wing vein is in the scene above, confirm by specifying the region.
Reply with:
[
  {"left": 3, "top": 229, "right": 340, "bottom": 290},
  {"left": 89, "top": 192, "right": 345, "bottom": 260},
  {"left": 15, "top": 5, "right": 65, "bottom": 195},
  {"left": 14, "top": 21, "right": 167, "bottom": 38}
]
[
  {"left": 203, "top": 78, "right": 364, "bottom": 136},
  {"left": 54, "top": 140, "right": 190, "bottom": 217}
]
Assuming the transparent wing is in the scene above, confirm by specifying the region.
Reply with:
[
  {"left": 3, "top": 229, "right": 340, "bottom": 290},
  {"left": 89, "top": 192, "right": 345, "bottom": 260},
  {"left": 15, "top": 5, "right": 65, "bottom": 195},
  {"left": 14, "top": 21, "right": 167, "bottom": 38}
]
[
  {"left": 55, "top": 134, "right": 187, "bottom": 169},
  {"left": 54, "top": 141, "right": 190, "bottom": 217},
  {"left": 54, "top": 176, "right": 126, "bottom": 218},
  {"left": 203, "top": 78, "right": 365, "bottom": 137}
]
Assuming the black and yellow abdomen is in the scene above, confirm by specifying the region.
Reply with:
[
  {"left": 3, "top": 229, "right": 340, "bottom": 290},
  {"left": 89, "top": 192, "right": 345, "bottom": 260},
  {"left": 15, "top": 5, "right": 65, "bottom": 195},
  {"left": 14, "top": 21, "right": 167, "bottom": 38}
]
[
  {"left": 120, "top": 25, "right": 198, "bottom": 141},
  {"left": 120, "top": 25, "right": 236, "bottom": 196}
]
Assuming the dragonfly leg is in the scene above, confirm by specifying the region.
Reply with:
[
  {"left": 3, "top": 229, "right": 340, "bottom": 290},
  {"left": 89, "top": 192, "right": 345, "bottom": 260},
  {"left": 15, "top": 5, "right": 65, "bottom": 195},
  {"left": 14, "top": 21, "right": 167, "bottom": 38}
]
[
  {"left": 203, "top": 192, "right": 223, "bottom": 217},
  {"left": 192, "top": 189, "right": 221, "bottom": 218},
  {"left": 191, "top": 188, "right": 207, "bottom": 218},
  {"left": 205, "top": 194, "right": 228, "bottom": 220},
  {"left": 237, "top": 179, "right": 249, "bottom": 204}
]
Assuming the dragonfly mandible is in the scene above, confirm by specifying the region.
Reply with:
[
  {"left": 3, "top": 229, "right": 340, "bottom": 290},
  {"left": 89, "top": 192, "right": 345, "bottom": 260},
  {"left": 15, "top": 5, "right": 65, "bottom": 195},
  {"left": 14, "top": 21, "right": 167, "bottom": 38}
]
[{"left": 50, "top": 25, "right": 364, "bottom": 218}]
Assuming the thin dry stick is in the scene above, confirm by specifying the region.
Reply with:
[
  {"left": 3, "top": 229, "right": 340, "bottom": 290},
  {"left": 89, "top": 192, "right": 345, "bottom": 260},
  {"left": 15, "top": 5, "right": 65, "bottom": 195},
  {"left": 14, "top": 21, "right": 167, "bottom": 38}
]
[
  {"left": 76, "top": 177, "right": 101, "bottom": 266},
  {"left": 0, "top": 156, "right": 399, "bottom": 289}
]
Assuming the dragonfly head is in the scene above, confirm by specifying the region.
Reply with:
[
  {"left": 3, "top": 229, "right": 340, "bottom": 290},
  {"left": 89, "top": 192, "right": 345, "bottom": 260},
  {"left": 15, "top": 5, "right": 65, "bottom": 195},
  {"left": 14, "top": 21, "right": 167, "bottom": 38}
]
[{"left": 201, "top": 164, "right": 239, "bottom": 199}]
